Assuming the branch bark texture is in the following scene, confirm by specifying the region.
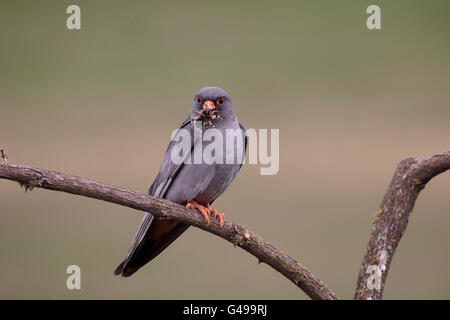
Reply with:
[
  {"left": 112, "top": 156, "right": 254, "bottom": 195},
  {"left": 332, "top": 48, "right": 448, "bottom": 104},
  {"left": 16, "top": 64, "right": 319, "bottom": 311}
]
[
  {"left": 0, "top": 162, "right": 338, "bottom": 300},
  {"left": 354, "top": 150, "right": 450, "bottom": 299}
]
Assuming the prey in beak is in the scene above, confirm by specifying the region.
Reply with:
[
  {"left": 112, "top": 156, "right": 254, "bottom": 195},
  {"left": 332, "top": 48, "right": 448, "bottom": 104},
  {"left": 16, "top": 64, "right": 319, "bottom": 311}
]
[
  {"left": 192, "top": 100, "right": 223, "bottom": 128},
  {"left": 203, "top": 100, "right": 216, "bottom": 118}
]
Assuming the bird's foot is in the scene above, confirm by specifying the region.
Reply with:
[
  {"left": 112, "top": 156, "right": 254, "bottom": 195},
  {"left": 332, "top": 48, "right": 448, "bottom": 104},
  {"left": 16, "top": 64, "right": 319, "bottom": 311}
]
[
  {"left": 186, "top": 201, "right": 225, "bottom": 228},
  {"left": 186, "top": 200, "right": 211, "bottom": 226},
  {"left": 206, "top": 203, "right": 225, "bottom": 228}
]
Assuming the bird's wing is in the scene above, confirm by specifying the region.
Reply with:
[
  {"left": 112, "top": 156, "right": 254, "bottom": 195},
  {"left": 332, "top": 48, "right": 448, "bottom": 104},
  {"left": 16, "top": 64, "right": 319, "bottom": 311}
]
[
  {"left": 147, "top": 118, "right": 194, "bottom": 198},
  {"left": 116, "top": 119, "right": 197, "bottom": 275}
]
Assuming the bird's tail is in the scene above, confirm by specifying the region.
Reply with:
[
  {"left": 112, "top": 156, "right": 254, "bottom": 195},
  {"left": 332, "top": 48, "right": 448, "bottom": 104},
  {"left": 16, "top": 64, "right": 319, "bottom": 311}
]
[{"left": 114, "top": 222, "right": 189, "bottom": 277}]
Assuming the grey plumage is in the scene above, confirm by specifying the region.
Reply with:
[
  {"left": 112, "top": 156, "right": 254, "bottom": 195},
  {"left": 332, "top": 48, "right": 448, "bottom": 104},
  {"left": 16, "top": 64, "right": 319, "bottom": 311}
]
[{"left": 115, "top": 87, "right": 246, "bottom": 277}]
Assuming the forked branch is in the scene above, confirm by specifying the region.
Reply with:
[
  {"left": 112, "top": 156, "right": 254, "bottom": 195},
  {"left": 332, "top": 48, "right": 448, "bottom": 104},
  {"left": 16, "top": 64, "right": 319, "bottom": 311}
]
[{"left": 1, "top": 149, "right": 449, "bottom": 300}]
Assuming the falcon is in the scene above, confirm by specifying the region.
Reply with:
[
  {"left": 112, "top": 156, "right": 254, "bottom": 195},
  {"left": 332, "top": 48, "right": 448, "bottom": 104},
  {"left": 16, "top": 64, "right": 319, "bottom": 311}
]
[{"left": 114, "top": 87, "right": 246, "bottom": 277}]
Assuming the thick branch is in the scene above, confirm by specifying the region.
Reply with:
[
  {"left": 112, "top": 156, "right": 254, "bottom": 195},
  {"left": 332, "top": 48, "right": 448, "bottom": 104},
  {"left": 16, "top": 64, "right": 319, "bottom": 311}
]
[
  {"left": 354, "top": 150, "right": 450, "bottom": 299},
  {"left": 0, "top": 161, "right": 338, "bottom": 300}
]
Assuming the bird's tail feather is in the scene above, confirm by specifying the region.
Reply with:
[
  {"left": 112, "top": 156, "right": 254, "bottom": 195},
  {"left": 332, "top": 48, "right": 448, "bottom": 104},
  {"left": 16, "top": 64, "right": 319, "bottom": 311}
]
[{"left": 114, "top": 223, "right": 189, "bottom": 277}]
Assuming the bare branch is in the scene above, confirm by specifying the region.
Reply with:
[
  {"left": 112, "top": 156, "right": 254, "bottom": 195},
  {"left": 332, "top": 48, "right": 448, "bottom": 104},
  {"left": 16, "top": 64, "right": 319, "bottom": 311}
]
[
  {"left": 354, "top": 150, "right": 450, "bottom": 299},
  {"left": 3, "top": 149, "right": 447, "bottom": 300},
  {"left": 0, "top": 161, "right": 338, "bottom": 300}
]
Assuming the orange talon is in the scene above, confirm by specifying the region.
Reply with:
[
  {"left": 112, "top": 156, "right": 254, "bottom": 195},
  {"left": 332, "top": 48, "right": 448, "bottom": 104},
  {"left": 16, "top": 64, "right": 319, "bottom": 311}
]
[
  {"left": 187, "top": 201, "right": 226, "bottom": 228},
  {"left": 206, "top": 203, "right": 225, "bottom": 228},
  {"left": 186, "top": 200, "right": 210, "bottom": 226}
]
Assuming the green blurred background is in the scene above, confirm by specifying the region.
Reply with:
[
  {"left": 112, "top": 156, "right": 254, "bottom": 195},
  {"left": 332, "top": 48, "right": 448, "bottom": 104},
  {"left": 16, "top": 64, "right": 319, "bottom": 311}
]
[{"left": 0, "top": 0, "right": 449, "bottom": 299}]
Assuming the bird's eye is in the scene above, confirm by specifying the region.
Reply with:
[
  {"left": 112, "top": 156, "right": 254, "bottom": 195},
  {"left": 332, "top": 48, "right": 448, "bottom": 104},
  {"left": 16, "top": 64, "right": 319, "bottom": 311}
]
[
  {"left": 197, "top": 96, "right": 203, "bottom": 104},
  {"left": 216, "top": 97, "right": 224, "bottom": 106}
]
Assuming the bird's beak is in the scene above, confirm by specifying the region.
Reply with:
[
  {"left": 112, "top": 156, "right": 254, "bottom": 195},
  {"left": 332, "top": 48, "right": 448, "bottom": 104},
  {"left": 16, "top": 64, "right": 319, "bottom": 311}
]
[
  {"left": 203, "top": 100, "right": 216, "bottom": 117},
  {"left": 203, "top": 100, "right": 216, "bottom": 111}
]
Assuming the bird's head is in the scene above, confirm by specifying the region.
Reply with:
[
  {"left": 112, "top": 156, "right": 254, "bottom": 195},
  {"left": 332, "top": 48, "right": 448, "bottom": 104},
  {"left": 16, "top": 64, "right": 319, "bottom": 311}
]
[{"left": 190, "top": 87, "right": 234, "bottom": 127}]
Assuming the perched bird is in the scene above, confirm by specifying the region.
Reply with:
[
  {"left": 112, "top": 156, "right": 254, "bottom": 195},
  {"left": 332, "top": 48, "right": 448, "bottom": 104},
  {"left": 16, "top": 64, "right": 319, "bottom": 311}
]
[{"left": 114, "top": 87, "right": 247, "bottom": 277}]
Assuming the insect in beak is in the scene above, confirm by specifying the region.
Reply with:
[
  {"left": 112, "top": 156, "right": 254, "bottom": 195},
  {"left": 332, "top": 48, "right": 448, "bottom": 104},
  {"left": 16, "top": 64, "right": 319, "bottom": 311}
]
[
  {"left": 202, "top": 100, "right": 216, "bottom": 117},
  {"left": 191, "top": 99, "right": 223, "bottom": 128}
]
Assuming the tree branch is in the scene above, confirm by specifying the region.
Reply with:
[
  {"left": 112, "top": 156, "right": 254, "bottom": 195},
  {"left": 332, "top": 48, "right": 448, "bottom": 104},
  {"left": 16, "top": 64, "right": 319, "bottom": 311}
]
[
  {"left": 354, "top": 150, "right": 450, "bottom": 299},
  {"left": 0, "top": 161, "right": 338, "bottom": 300},
  {"left": 2, "top": 149, "right": 448, "bottom": 300}
]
